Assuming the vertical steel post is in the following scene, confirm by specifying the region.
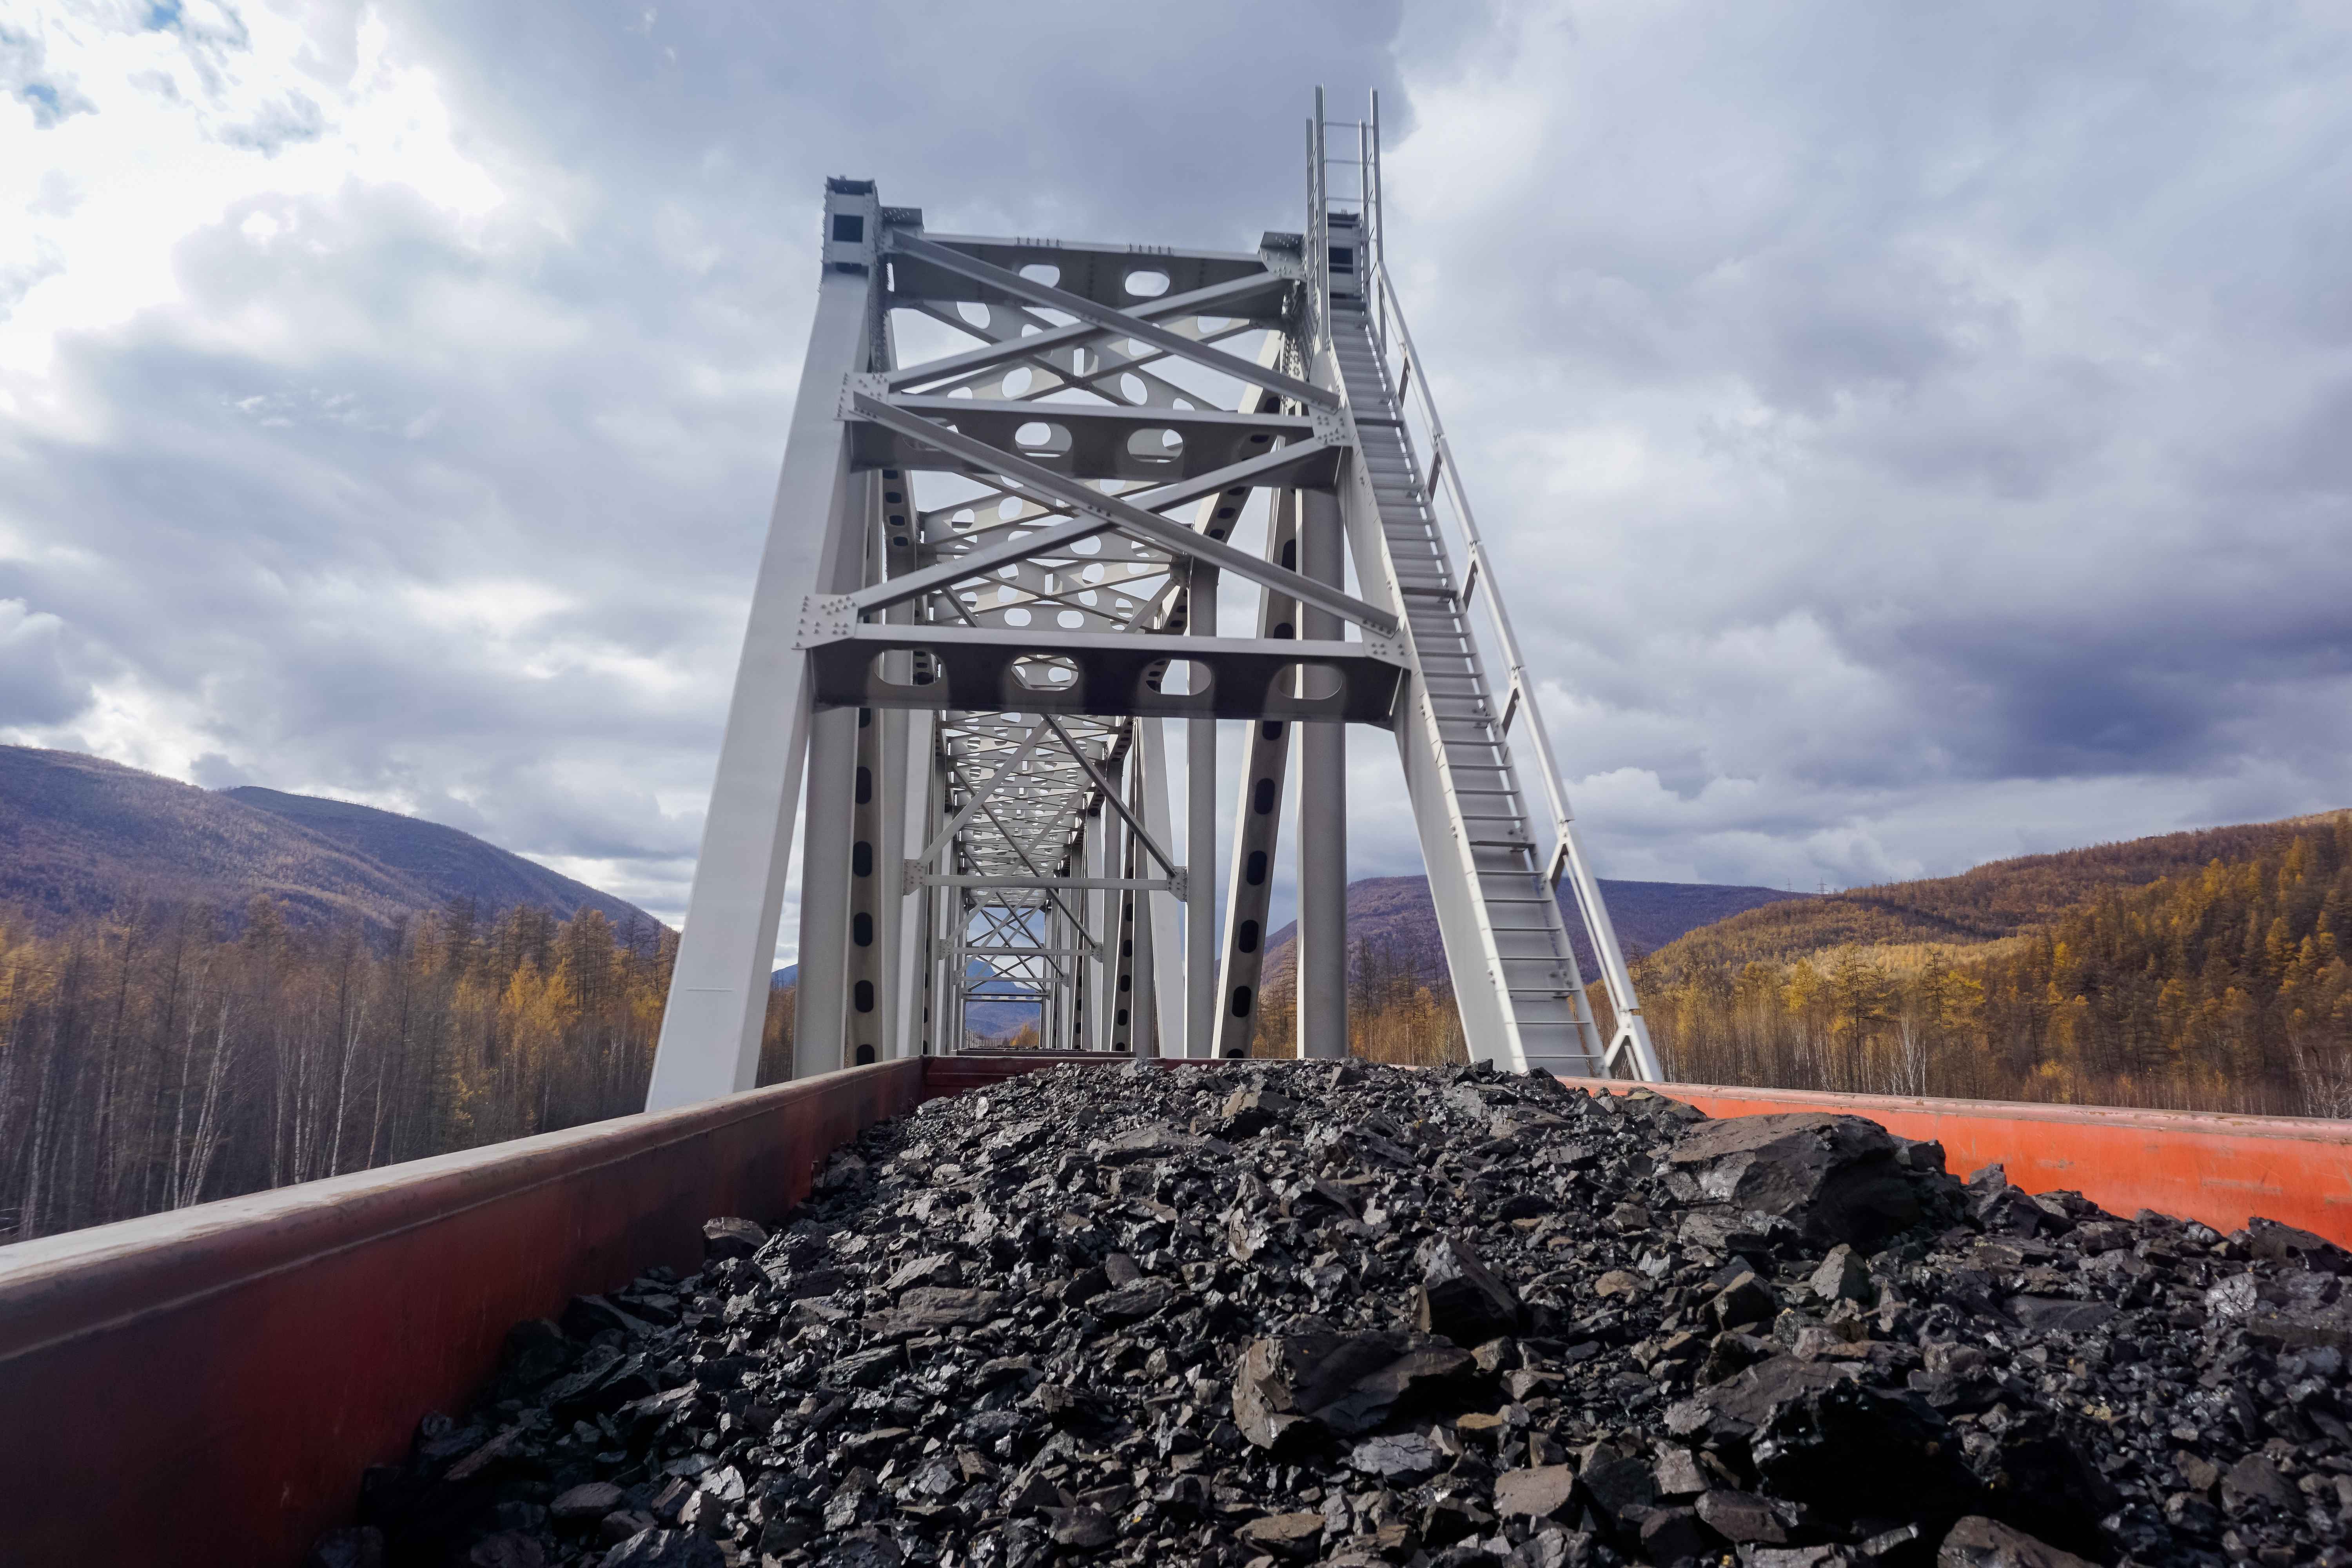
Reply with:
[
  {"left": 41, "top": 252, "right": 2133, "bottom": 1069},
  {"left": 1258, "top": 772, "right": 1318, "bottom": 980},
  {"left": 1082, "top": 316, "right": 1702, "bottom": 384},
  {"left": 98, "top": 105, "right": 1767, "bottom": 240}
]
[
  {"left": 1296, "top": 487, "right": 1350, "bottom": 1059},
  {"left": 1138, "top": 716, "right": 1184, "bottom": 1056},
  {"left": 843, "top": 704, "right": 886, "bottom": 1066},
  {"left": 1126, "top": 768, "right": 1157, "bottom": 1058},
  {"left": 889, "top": 710, "right": 935, "bottom": 1058},
  {"left": 1210, "top": 488, "right": 1301, "bottom": 1059},
  {"left": 793, "top": 699, "right": 858, "bottom": 1078},
  {"left": 1185, "top": 572, "right": 1218, "bottom": 1058},
  {"left": 1083, "top": 804, "right": 1107, "bottom": 1051}
]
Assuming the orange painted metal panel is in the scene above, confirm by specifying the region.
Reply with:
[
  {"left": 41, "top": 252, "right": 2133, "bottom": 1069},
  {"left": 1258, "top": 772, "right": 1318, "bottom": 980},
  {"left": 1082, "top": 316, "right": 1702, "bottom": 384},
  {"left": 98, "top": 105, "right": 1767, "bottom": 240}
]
[{"left": 1556, "top": 1077, "right": 2352, "bottom": 1247}]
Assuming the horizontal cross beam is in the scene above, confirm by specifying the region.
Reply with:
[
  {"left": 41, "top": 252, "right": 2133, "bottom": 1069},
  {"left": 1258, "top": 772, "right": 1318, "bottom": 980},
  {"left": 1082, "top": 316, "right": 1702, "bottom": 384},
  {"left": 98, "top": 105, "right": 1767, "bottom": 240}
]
[
  {"left": 800, "top": 617, "right": 1405, "bottom": 726},
  {"left": 922, "top": 873, "right": 1185, "bottom": 895}
]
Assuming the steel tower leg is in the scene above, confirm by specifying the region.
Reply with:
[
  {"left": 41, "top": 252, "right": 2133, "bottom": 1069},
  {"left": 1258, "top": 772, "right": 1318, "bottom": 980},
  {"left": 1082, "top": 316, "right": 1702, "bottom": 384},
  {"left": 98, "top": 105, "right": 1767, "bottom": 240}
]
[
  {"left": 1138, "top": 717, "right": 1184, "bottom": 1057},
  {"left": 889, "top": 709, "right": 934, "bottom": 1058},
  {"left": 1185, "top": 570, "right": 1218, "bottom": 1058},
  {"left": 1210, "top": 489, "right": 1301, "bottom": 1059},
  {"left": 1297, "top": 487, "right": 1350, "bottom": 1059},
  {"left": 644, "top": 188, "right": 877, "bottom": 1111},
  {"left": 1127, "top": 806, "right": 1157, "bottom": 1058},
  {"left": 793, "top": 701, "right": 857, "bottom": 1078}
]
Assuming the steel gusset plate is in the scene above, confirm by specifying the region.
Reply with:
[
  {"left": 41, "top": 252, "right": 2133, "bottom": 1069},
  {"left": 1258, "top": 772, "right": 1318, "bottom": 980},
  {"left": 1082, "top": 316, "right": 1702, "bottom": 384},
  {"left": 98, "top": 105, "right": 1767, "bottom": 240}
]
[{"left": 804, "top": 626, "right": 1402, "bottom": 727}]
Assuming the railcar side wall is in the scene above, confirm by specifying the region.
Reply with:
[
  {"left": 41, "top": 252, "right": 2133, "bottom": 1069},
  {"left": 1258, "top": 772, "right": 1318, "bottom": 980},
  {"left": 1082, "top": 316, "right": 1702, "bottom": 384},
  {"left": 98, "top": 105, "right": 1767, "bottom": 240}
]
[{"left": 0, "top": 1058, "right": 924, "bottom": 1568}]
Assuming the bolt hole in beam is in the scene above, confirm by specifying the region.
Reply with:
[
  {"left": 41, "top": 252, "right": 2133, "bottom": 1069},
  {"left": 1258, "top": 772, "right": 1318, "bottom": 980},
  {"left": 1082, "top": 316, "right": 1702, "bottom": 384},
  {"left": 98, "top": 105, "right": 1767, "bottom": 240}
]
[
  {"left": 1013, "top": 654, "right": 1080, "bottom": 691},
  {"left": 1144, "top": 658, "right": 1210, "bottom": 697},
  {"left": 1286, "top": 662, "right": 1344, "bottom": 702},
  {"left": 1124, "top": 427, "right": 1184, "bottom": 465}
]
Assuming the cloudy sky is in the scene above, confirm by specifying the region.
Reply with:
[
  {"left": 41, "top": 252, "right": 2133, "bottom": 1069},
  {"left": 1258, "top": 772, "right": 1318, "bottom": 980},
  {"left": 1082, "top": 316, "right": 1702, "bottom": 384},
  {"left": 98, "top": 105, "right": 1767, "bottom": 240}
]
[{"left": 5, "top": 1, "right": 2350, "bottom": 953}]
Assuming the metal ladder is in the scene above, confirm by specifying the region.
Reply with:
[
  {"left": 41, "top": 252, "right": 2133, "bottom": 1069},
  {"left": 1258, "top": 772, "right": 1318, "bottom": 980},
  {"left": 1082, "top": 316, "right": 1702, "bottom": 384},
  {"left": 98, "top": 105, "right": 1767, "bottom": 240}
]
[{"left": 1327, "top": 307, "right": 1610, "bottom": 1078}]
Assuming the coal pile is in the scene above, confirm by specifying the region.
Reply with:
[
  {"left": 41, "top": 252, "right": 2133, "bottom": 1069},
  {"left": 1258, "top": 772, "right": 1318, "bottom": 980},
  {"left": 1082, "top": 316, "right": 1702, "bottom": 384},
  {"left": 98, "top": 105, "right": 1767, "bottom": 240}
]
[{"left": 314, "top": 1061, "right": 2352, "bottom": 1568}]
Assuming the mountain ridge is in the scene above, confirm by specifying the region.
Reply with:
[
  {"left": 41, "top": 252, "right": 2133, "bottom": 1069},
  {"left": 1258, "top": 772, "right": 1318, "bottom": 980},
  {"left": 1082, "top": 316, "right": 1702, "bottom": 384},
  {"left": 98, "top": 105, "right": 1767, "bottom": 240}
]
[
  {"left": 1260, "top": 874, "right": 1808, "bottom": 991},
  {"left": 0, "top": 744, "right": 659, "bottom": 938},
  {"left": 1641, "top": 812, "right": 2349, "bottom": 975}
]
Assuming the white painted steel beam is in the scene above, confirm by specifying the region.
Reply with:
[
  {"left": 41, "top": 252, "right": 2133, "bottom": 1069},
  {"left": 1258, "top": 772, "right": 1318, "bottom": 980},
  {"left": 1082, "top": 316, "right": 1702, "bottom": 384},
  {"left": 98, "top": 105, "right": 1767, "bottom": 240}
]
[{"left": 644, "top": 185, "right": 878, "bottom": 1111}]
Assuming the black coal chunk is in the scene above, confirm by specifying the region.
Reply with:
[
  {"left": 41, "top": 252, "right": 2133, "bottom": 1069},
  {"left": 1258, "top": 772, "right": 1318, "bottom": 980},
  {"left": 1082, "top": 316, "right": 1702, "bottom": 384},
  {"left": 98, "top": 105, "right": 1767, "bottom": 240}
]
[
  {"left": 1233, "top": 1322, "right": 1473, "bottom": 1448},
  {"left": 1414, "top": 1233, "right": 1523, "bottom": 1344},
  {"left": 1667, "top": 1111, "right": 1938, "bottom": 1249}
]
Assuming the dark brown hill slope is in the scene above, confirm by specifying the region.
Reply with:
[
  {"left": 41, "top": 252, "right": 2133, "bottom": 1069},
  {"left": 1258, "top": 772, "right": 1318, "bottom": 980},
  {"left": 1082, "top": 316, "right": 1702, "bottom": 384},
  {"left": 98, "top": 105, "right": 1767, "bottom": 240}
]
[
  {"left": 0, "top": 745, "right": 657, "bottom": 937},
  {"left": 1646, "top": 813, "right": 2344, "bottom": 972},
  {"left": 1262, "top": 873, "right": 1807, "bottom": 987}
]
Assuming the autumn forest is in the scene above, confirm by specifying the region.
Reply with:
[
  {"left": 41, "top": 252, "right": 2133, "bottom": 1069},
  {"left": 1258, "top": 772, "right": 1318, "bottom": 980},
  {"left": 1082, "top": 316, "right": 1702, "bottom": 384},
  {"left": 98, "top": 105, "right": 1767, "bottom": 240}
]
[{"left": 6, "top": 812, "right": 2350, "bottom": 1245}]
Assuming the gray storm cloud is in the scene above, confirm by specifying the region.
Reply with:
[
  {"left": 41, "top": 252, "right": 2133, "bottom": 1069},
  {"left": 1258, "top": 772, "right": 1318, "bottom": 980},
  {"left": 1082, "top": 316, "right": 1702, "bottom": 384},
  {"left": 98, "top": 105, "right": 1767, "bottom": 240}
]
[{"left": 2, "top": 0, "right": 2347, "bottom": 943}]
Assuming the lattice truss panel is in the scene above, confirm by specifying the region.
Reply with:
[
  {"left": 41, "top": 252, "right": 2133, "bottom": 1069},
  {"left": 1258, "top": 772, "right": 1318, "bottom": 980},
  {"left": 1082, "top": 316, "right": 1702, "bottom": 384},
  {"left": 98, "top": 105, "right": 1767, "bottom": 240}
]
[{"left": 831, "top": 219, "right": 1405, "bottom": 1054}]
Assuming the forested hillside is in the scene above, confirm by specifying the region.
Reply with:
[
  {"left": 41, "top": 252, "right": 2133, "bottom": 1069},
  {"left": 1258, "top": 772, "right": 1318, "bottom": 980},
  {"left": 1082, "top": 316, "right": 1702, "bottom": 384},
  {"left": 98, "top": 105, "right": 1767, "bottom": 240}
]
[
  {"left": 1653, "top": 816, "right": 2323, "bottom": 969},
  {"left": 0, "top": 898, "right": 786, "bottom": 1243},
  {"left": 1634, "top": 812, "right": 2352, "bottom": 1115}
]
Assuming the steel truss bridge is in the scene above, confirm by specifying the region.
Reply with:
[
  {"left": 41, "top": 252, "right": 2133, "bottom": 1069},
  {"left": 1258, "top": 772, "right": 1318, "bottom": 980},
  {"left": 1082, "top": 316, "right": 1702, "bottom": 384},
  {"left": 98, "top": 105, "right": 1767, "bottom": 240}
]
[{"left": 644, "top": 93, "right": 1661, "bottom": 1109}]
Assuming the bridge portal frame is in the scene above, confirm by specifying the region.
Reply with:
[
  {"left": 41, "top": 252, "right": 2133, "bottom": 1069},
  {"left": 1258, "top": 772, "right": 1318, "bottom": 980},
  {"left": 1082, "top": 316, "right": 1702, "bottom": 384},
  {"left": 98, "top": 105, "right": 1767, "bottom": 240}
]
[{"left": 648, "top": 95, "right": 1659, "bottom": 1109}]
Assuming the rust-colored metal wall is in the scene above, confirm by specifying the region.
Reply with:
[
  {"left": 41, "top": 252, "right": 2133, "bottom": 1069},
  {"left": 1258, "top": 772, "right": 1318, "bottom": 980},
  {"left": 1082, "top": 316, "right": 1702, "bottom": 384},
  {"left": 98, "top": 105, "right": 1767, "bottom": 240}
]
[
  {"left": 1557, "top": 1076, "right": 2352, "bottom": 1247},
  {"left": 0, "top": 1058, "right": 922, "bottom": 1568}
]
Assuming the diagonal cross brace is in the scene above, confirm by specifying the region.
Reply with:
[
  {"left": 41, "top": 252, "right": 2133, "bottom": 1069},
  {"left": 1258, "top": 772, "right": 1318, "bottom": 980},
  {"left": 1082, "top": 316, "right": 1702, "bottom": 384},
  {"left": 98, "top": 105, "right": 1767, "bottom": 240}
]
[
  {"left": 849, "top": 393, "right": 1396, "bottom": 637},
  {"left": 917, "top": 722, "right": 1049, "bottom": 866},
  {"left": 968, "top": 785, "right": 1107, "bottom": 938},
  {"left": 884, "top": 270, "right": 1285, "bottom": 394},
  {"left": 846, "top": 432, "right": 1339, "bottom": 617},
  {"left": 887, "top": 232, "right": 1338, "bottom": 411},
  {"left": 1042, "top": 715, "right": 1181, "bottom": 878}
]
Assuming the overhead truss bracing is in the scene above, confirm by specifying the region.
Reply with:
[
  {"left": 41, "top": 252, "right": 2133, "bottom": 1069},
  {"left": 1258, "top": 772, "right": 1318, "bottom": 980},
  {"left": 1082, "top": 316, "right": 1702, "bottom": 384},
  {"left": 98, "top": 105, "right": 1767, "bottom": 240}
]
[{"left": 643, "top": 91, "right": 1661, "bottom": 1109}]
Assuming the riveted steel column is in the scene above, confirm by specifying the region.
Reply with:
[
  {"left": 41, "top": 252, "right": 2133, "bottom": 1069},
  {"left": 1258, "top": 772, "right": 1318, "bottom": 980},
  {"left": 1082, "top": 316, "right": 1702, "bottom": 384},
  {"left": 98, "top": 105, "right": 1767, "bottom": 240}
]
[
  {"left": 1185, "top": 570, "right": 1218, "bottom": 1058},
  {"left": 888, "top": 708, "right": 934, "bottom": 1058},
  {"left": 1211, "top": 489, "right": 1301, "bottom": 1058},
  {"left": 794, "top": 696, "right": 858, "bottom": 1079},
  {"left": 1138, "top": 717, "right": 1183, "bottom": 1056},
  {"left": 1297, "top": 487, "right": 1349, "bottom": 1059},
  {"left": 1126, "top": 801, "right": 1156, "bottom": 1057},
  {"left": 843, "top": 704, "right": 888, "bottom": 1067}
]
